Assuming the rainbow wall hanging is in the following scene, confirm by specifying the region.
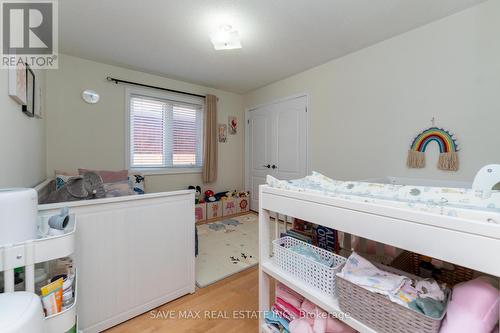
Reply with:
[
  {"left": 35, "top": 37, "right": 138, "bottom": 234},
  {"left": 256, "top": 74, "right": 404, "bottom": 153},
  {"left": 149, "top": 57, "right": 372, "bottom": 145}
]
[{"left": 407, "top": 127, "right": 459, "bottom": 171}]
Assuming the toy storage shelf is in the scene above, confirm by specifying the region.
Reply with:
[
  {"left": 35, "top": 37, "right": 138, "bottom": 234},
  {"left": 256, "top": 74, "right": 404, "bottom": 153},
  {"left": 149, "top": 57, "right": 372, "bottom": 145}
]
[
  {"left": 258, "top": 184, "right": 500, "bottom": 333},
  {"left": 0, "top": 215, "right": 77, "bottom": 333}
]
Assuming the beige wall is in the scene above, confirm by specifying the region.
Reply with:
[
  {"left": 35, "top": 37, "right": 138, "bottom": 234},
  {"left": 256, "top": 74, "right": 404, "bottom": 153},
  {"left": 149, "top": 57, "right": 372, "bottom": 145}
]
[
  {"left": 46, "top": 54, "right": 244, "bottom": 193},
  {"left": 0, "top": 68, "right": 46, "bottom": 187},
  {"left": 244, "top": 0, "right": 500, "bottom": 182}
]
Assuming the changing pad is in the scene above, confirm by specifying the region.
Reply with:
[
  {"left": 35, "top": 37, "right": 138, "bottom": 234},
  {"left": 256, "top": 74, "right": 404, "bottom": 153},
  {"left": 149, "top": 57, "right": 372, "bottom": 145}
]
[{"left": 266, "top": 172, "right": 500, "bottom": 224}]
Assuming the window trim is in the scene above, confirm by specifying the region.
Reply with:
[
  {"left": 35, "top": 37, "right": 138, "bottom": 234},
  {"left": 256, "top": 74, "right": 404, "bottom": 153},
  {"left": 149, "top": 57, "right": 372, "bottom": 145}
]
[{"left": 125, "top": 87, "right": 204, "bottom": 175}]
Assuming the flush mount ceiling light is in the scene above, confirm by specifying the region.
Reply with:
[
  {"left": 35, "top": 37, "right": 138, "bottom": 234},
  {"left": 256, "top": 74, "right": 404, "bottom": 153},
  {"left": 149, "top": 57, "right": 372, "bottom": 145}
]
[{"left": 210, "top": 24, "right": 242, "bottom": 50}]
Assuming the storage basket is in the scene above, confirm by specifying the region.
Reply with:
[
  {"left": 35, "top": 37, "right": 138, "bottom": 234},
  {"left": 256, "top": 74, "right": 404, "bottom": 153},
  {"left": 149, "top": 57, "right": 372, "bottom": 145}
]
[
  {"left": 337, "top": 262, "right": 449, "bottom": 333},
  {"left": 272, "top": 236, "right": 346, "bottom": 296},
  {"left": 390, "top": 250, "right": 474, "bottom": 286}
]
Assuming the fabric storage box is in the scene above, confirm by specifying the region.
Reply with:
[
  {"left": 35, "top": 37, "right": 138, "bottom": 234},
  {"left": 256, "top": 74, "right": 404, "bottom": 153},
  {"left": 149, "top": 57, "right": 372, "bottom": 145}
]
[
  {"left": 237, "top": 196, "right": 250, "bottom": 213},
  {"left": 272, "top": 236, "right": 346, "bottom": 296},
  {"left": 336, "top": 262, "right": 450, "bottom": 333},
  {"left": 206, "top": 201, "right": 222, "bottom": 219},
  {"left": 195, "top": 203, "right": 206, "bottom": 222},
  {"left": 222, "top": 198, "right": 237, "bottom": 216},
  {"left": 390, "top": 251, "right": 474, "bottom": 286}
]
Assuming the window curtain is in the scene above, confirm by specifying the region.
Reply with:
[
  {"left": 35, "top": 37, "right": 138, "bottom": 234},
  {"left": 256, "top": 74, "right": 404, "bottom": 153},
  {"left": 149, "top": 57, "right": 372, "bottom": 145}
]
[{"left": 202, "top": 94, "right": 217, "bottom": 183}]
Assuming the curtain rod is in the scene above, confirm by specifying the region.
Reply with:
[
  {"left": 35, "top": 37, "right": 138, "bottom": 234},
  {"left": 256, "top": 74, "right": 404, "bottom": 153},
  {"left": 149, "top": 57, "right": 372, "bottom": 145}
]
[{"left": 106, "top": 76, "right": 206, "bottom": 99}]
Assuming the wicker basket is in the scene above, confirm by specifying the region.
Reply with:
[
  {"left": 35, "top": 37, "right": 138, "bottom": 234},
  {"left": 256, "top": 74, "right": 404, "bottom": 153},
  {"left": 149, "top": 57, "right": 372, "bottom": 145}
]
[
  {"left": 272, "top": 236, "right": 346, "bottom": 296},
  {"left": 390, "top": 251, "right": 474, "bottom": 286},
  {"left": 337, "top": 262, "right": 449, "bottom": 333}
]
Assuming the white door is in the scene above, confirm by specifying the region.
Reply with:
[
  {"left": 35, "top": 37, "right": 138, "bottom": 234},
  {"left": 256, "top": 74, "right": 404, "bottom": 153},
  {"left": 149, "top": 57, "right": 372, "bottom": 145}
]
[
  {"left": 271, "top": 96, "right": 308, "bottom": 181},
  {"left": 247, "top": 96, "right": 308, "bottom": 211},
  {"left": 248, "top": 105, "right": 273, "bottom": 211}
]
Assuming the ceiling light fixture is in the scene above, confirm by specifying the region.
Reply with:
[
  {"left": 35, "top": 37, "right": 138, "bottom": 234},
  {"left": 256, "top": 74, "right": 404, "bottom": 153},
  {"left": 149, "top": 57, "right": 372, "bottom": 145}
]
[{"left": 210, "top": 24, "right": 242, "bottom": 50}]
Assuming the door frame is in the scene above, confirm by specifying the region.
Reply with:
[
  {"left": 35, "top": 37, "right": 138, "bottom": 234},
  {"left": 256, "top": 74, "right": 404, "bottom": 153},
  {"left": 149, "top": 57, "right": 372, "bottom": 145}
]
[{"left": 244, "top": 93, "right": 311, "bottom": 197}]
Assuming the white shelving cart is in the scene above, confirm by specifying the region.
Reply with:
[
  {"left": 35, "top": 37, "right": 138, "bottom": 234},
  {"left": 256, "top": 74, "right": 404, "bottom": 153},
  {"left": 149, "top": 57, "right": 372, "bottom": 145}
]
[
  {"left": 0, "top": 215, "right": 77, "bottom": 333},
  {"left": 258, "top": 184, "right": 500, "bottom": 333}
]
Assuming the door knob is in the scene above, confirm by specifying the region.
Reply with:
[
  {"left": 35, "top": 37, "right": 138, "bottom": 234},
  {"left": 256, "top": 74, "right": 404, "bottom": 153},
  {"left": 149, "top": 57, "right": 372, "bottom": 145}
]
[
  {"left": 263, "top": 164, "right": 271, "bottom": 169},
  {"left": 272, "top": 165, "right": 277, "bottom": 169}
]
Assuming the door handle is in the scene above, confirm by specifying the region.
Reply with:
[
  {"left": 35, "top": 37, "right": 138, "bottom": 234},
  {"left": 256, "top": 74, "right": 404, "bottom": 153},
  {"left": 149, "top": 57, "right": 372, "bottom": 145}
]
[
  {"left": 272, "top": 165, "right": 277, "bottom": 169},
  {"left": 263, "top": 164, "right": 271, "bottom": 169}
]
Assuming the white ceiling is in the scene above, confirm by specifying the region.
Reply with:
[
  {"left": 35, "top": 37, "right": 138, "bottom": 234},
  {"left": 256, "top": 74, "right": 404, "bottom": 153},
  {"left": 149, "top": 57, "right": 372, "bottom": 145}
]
[{"left": 60, "top": 0, "right": 486, "bottom": 93}]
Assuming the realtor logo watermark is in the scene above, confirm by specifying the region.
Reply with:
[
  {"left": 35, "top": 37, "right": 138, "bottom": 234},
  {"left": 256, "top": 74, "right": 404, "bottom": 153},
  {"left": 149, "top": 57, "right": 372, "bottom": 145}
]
[{"left": 1, "top": 0, "right": 58, "bottom": 68}]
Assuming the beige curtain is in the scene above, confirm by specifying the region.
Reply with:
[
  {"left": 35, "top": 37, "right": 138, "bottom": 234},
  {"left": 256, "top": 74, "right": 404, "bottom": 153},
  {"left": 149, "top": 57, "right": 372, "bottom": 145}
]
[{"left": 202, "top": 94, "right": 217, "bottom": 183}]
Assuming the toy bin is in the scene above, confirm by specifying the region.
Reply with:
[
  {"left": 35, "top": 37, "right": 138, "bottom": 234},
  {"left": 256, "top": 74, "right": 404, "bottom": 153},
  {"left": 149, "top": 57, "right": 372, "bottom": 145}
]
[
  {"left": 272, "top": 236, "right": 346, "bottom": 296},
  {"left": 237, "top": 196, "right": 250, "bottom": 213},
  {"left": 222, "top": 198, "right": 237, "bottom": 216},
  {"left": 195, "top": 203, "right": 206, "bottom": 222},
  {"left": 336, "top": 261, "right": 450, "bottom": 333},
  {"left": 206, "top": 201, "right": 222, "bottom": 219}
]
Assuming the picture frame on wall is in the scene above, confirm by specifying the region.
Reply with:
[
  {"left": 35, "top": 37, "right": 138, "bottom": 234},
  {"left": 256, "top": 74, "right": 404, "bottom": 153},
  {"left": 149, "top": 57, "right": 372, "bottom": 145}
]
[
  {"left": 218, "top": 124, "right": 227, "bottom": 143},
  {"left": 8, "top": 60, "right": 27, "bottom": 105},
  {"left": 22, "top": 65, "right": 35, "bottom": 117},
  {"left": 228, "top": 116, "right": 237, "bottom": 135}
]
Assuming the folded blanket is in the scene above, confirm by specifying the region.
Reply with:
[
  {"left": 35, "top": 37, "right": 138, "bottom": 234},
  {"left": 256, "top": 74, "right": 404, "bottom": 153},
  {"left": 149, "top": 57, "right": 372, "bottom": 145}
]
[
  {"left": 276, "top": 297, "right": 302, "bottom": 319},
  {"left": 265, "top": 311, "right": 290, "bottom": 333},
  {"left": 289, "top": 244, "right": 334, "bottom": 267},
  {"left": 337, "top": 252, "right": 408, "bottom": 297},
  {"left": 276, "top": 283, "right": 304, "bottom": 309}
]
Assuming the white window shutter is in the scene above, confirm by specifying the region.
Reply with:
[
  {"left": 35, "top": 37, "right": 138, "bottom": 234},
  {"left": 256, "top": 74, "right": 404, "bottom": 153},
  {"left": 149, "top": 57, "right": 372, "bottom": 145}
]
[
  {"left": 130, "top": 96, "right": 166, "bottom": 167},
  {"left": 129, "top": 93, "right": 204, "bottom": 169}
]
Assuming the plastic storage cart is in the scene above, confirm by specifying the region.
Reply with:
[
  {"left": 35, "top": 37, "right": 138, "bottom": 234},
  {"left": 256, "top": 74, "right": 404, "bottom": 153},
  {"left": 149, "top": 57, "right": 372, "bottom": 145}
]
[{"left": 0, "top": 215, "right": 77, "bottom": 333}]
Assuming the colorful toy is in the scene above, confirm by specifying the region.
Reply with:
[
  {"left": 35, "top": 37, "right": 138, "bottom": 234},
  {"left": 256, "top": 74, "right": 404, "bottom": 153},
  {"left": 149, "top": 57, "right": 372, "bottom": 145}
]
[
  {"left": 204, "top": 190, "right": 216, "bottom": 202},
  {"left": 407, "top": 127, "right": 459, "bottom": 171},
  {"left": 188, "top": 185, "right": 202, "bottom": 204},
  {"left": 237, "top": 191, "right": 250, "bottom": 198},
  {"left": 214, "top": 191, "right": 227, "bottom": 201}
]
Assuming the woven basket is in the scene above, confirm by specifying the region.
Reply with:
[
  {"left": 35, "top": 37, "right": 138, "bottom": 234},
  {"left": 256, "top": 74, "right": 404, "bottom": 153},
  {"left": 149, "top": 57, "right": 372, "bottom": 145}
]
[
  {"left": 390, "top": 251, "right": 473, "bottom": 286},
  {"left": 337, "top": 263, "right": 449, "bottom": 333},
  {"left": 272, "top": 236, "right": 346, "bottom": 296}
]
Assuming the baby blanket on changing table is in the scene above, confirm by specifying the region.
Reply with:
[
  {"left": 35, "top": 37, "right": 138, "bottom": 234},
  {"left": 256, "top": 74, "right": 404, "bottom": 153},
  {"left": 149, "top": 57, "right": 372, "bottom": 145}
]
[{"left": 266, "top": 172, "right": 500, "bottom": 223}]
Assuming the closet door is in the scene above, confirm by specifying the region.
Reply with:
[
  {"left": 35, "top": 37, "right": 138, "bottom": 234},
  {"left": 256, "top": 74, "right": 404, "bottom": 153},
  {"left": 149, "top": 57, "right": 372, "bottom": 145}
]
[
  {"left": 247, "top": 95, "right": 308, "bottom": 211},
  {"left": 271, "top": 96, "right": 308, "bottom": 181},
  {"left": 248, "top": 106, "right": 273, "bottom": 211}
]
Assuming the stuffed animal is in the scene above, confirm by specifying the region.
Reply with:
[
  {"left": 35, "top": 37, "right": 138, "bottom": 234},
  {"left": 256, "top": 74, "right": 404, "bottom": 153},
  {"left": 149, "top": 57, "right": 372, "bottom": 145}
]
[
  {"left": 214, "top": 191, "right": 227, "bottom": 201},
  {"left": 188, "top": 185, "right": 202, "bottom": 204},
  {"left": 204, "top": 190, "right": 216, "bottom": 202},
  {"left": 46, "top": 172, "right": 105, "bottom": 203},
  {"left": 238, "top": 191, "right": 249, "bottom": 198}
]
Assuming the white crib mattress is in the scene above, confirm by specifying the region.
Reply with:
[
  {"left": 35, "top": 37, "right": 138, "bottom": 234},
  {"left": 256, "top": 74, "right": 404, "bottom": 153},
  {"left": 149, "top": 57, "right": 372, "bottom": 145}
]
[{"left": 266, "top": 172, "right": 500, "bottom": 225}]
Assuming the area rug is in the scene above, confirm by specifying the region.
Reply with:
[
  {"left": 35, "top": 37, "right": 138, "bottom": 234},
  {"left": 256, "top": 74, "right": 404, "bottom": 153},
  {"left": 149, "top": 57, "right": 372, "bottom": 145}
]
[{"left": 196, "top": 213, "right": 259, "bottom": 287}]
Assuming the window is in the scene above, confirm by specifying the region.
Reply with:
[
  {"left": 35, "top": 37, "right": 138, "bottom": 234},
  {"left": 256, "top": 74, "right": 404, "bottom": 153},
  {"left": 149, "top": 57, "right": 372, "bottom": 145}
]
[{"left": 128, "top": 90, "right": 204, "bottom": 172}]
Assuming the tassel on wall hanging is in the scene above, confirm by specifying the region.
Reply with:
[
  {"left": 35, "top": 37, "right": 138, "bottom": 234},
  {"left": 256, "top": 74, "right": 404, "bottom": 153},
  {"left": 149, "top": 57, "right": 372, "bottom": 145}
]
[{"left": 407, "top": 125, "right": 460, "bottom": 171}]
